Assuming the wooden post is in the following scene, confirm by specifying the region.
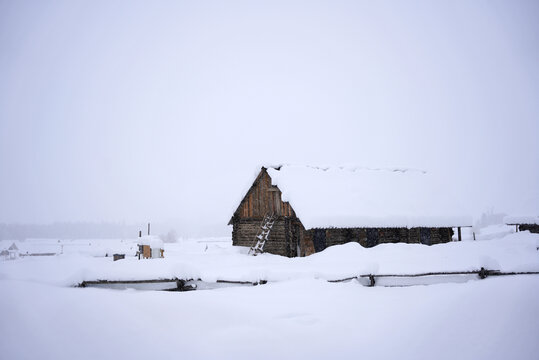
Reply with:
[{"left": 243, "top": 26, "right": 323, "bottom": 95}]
[
  {"left": 139, "top": 231, "right": 142, "bottom": 238},
  {"left": 148, "top": 223, "right": 151, "bottom": 236},
  {"left": 458, "top": 227, "right": 462, "bottom": 242},
  {"left": 473, "top": 232, "right": 476, "bottom": 241},
  {"left": 516, "top": 224, "right": 518, "bottom": 232}
]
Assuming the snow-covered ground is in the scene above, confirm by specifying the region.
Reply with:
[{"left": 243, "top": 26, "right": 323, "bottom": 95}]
[{"left": 1, "top": 229, "right": 538, "bottom": 360}]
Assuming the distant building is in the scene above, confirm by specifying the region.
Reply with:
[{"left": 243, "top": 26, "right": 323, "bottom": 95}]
[
  {"left": 504, "top": 216, "right": 539, "bottom": 234},
  {"left": 138, "top": 236, "right": 164, "bottom": 259},
  {"left": 8, "top": 243, "right": 19, "bottom": 260},
  {"left": 113, "top": 254, "right": 125, "bottom": 261},
  {"left": 1, "top": 249, "right": 9, "bottom": 260},
  {"left": 229, "top": 165, "right": 471, "bottom": 257}
]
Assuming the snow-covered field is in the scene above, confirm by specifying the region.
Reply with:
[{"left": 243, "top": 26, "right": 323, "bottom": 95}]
[{"left": 1, "top": 229, "right": 538, "bottom": 360}]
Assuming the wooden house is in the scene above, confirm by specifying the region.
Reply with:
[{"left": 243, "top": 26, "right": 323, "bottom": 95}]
[
  {"left": 229, "top": 165, "right": 471, "bottom": 257},
  {"left": 7, "top": 243, "right": 19, "bottom": 260}
]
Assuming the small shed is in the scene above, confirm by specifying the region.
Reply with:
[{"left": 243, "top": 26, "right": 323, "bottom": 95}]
[
  {"left": 229, "top": 165, "right": 472, "bottom": 257},
  {"left": 504, "top": 216, "right": 539, "bottom": 234},
  {"left": 8, "top": 243, "right": 19, "bottom": 260},
  {"left": 113, "top": 254, "right": 125, "bottom": 261},
  {"left": 138, "top": 236, "right": 164, "bottom": 259}
]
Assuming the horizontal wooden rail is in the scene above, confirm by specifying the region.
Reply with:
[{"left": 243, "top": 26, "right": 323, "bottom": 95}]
[
  {"left": 79, "top": 279, "right": 181, "bottom": 286},
  {"left": 328, "top": 268, "right": 539, "bottom": 285},
  {"left": 77, "top": 268, "right": 539, "bottom": 290},
  {"left": 78, "top": 278, "right": 267, "bottom": 290}
]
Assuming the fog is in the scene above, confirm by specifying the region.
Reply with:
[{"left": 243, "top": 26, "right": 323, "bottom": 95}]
[{"left": 1, "top": 1, "right": 538, "bottom": 238}]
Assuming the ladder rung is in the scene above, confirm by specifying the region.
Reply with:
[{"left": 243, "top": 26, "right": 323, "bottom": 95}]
[{"left": 250, "top": 213, "right": 277, "bottom": 255}]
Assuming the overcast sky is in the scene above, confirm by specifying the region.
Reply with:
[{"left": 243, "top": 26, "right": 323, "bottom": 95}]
[{"left": 1, "top": 0, "right": 538, "bottom": 233}]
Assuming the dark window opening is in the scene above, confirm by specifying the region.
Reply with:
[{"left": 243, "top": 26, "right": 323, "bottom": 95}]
[
  {"left": 313, "top": 229, "right": 327, "bottom": 252},
  {"left": 420, "top": 228, "right": 431, "bottom": 245},
  {"left": 366, "top": 228, "right": 379, "bottom": 248}
]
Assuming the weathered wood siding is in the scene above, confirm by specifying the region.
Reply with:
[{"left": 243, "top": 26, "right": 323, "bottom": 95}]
[
  {"left": 232, "top": 170, "right": 295, "bottom": 220},
  {"left": 518, "top": 224, "right": 539, "bottom": 233},
  {"left": 232, "top": 218, "right": 300, "bottom": 257},
  {"left": 230, "top": 168, "right": 303, "bottom": 257},
  {"left": 305, "top": 227, "right": 454, "bottom": 251},
  {"left": 301, "top": 229, "right": 315, "bottom": 256}
]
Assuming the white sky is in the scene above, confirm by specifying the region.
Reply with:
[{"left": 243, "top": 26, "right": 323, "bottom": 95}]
[{"left": 1, "top": 0, "right": 538, "bottom": 231}]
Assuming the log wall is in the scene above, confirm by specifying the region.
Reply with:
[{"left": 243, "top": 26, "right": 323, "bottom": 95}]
[
  {"left": 232, "top": 218, "right": 299, "bottom": 257},
  {"left": 301, "top": 229, "right": 315, "bottom": 256},
  {"left": 518, "top": 224, "right": 539, "bottom": 233},
  {"left": 305, "top": 227, "right": 454, "bottom": 251},
  {"left": 230, "top": 168, "right": 302, "bottom": 257}
]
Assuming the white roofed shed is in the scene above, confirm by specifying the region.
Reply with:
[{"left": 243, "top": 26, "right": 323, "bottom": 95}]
[{"left": 138, "top": 236, "right": 164, "bottom": 259}]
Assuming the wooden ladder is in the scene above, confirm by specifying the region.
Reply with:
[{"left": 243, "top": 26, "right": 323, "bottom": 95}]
[{"left": 248, "top": 213, "right": 275, "bottom": 255}]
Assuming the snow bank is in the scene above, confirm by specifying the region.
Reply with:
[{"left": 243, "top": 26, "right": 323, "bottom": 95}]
[
  {"left": 266, "top": 165, "right": 472, "bottom": 229},
  {"left": 1, "top": 276, "right": 539, "bottom": 360},
  {"left": 1, "top": 232, "right": 538, "bottom": 360},
  {"left": 1, "top": 232, "right": 537, "bottom": 286}
]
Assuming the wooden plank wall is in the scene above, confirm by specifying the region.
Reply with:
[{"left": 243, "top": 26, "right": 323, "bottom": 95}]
[
  {"left": 301, "top": 230, "right": 315, "bottom": 256},
  {"left": 232, "top": 219, "right": 296, "bottom": 257},
  {"left": 308, "top": 227, "right": 454, "bottom": 250},
  {"left": 519, "top": 224, "right": 539, "bottom": 233},
  {"left": 237, "top": 171, "right": 294, "bottom": 219}
]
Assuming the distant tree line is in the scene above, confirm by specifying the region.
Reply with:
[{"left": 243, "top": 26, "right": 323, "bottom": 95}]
[
  {"left": 0, "top": 221, "right": 229, "bottom": 241},
  {"left": 0, "top": 222, "right": 141, "bottom": 241}
]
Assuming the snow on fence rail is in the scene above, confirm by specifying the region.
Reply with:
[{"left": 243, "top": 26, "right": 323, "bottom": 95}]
[
  {"left": 328, "top": 268, "right": 539, "bottom": 287},
  {"left": 77, "top": 278, "right": 267, "bottom": 291},
  {"left": 76, "top": 268, "right": 539, "bottom": 291}
]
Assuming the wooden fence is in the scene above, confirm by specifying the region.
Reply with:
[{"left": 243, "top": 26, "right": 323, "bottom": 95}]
[
  {"left": 328, "top": 268, "right": 539, "bottom": 287},
  {"left": 77, "top": 268, "right": 539, "bottom": 291}
]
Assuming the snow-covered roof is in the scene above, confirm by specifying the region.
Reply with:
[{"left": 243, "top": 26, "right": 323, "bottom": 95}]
[
  {"left": 504, "top": 216, "right": 539, "bottom": 225},
  {"left": 139, "top": 236, "right": 164, "bottom": 248},
  {"left": 8, "top": 243, "right": 19, "bottom": 251},
  {"left": 266, "top": 165, "right": 472, "bottom": 229}
]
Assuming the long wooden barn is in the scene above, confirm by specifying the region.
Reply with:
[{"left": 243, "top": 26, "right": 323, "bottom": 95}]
[
  {"left": 504, "top": 216, "right": 539, "bottom": 234},
  {"left": 229, "top": 165, "right": 471, "bottom": 257}
]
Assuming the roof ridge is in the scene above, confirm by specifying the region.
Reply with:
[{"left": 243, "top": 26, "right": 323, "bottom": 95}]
[{"left": 265, "top": 163, "right": 427, "bottom": 175}]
